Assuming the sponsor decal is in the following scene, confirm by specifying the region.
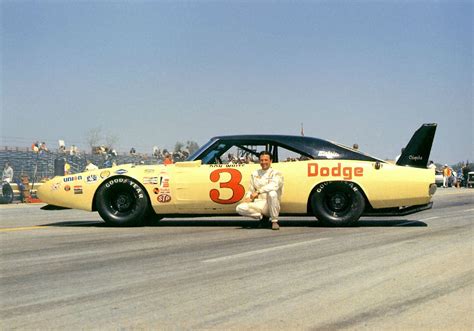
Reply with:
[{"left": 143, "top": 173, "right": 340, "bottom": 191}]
[
  {"left": 51, "top": 182, "right": 61, "bottom": 191},
  {"left": 64, "top": 185, "right": 71, "bottom": 192},
  {"left": 318, "top": 151, "right": 340, "bottom": 159},
  {"left": 100, "top": 170, "right": 110, "bottom": 179},
  {"left": 157, "top": 194, "right": 171, "bottom": 203},
  {"left": 308, "top": 163, "right": 363, "bottom": 180},
  {"left": 159, "top": 176, "right": 170, "bottom": 188},
  {"left": 63, "top": 175, "right": 83, "bottom": 182},
  {"left": 144, "top": 169, "right": 155, "bottom": 174},
  {"left": 86, "top": 174, "right": 98, "bottom": 184},
  {"left": 115, "top": 169, "right": 128, "bottom": 175},
  {"left": 409, "top": 155, "right": 423, "bottom": 161},
  {"left": 153, "top": 187, "right": 160, "bottom": 194},
  {"left": 143, "top": 176, "right": 159, "bottom": 185},
  {"left": 74, "top": 185, "right": 83, "bottom": 194}
]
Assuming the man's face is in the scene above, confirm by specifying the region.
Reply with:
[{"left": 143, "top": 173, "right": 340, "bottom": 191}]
[{"left": 259, "top": 154, "right": 272, "bottom": 170}]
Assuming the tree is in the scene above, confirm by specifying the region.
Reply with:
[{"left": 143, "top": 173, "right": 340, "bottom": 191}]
[
  {"left": 186, "top": 140, "right": 200, "bottom": 155},
  {"left": 174, "top": 141, "right": 184, "bottom": 153},
  {"left": 86, "top": 127, "right": 102, "bottom": 151},
  {"left": 105, "top": 132, "right": 119, "bottom": 149}
]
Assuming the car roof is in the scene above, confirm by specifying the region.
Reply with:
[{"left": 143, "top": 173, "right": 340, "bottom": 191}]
[{"left": 191, "top": 134, "right": 382, "bottom": 162}]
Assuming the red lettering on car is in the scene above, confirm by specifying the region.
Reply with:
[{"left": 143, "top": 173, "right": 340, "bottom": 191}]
[{"left": 307, "top": 163, "right": 364, "bottom": 180}]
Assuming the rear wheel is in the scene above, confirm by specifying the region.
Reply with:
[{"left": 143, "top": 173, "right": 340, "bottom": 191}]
[
  {"left": 311, "top": 181, "right": 365, "bottom": 226},
  {"left": 96, "top": 177, "right": 149, "bottom": 226}
]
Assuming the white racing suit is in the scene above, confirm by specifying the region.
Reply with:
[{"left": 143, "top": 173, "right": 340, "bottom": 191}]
[{"left": 236, "top": 168, "right": 284, "bottom": 223}]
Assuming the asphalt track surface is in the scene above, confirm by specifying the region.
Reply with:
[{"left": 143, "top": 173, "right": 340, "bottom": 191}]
[{"left": 1, "top": 189, "right": 472, "bottom": 330}]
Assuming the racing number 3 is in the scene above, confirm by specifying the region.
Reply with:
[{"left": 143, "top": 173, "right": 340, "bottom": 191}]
[{"left": 209, "top": 169, "right": 245, "bottom": 204}]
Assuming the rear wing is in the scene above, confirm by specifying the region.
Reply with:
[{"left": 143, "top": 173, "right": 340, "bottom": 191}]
[{"left": 396, "top": 123, "right": 437, "bottom": 168}]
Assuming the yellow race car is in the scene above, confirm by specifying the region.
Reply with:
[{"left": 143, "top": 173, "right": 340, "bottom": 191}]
[{"left": 38, "top": 123, "right": 437, "bottom": 227}]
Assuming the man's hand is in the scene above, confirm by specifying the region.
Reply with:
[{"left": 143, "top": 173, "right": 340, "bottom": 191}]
[
  {"left": 243, "top": 192, "right": 259, "bottom": 203},
  {"left": 250, "top": 192, "right": 259, "bottom": 201}
]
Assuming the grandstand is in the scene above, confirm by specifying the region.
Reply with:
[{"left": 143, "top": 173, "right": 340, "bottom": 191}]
[{"left": 0, "top": 146, "right": 161, "bottom": 182}]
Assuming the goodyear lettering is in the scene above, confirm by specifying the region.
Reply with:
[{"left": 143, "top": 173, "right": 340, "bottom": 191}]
[
  {"left": 103, "top": 178, "right": 144, "bottom": 198},
  {"left": 308, "top": 163, "right": 363, "bottom": 180}
]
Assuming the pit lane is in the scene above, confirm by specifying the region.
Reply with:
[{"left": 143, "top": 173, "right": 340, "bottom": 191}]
[{"left": 1, "top": 189, "right": 472, "bottom": 329}]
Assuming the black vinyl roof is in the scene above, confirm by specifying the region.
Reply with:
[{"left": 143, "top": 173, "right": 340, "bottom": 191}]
[{"left": 189, "top": 134, "right": 381, "bottom": 162}]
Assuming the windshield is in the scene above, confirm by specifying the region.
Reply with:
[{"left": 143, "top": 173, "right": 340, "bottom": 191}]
[{"left": 186, "top": 138, "right": 217, "bottom": 161}]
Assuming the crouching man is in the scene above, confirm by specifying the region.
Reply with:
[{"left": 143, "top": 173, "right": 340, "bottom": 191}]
[{"left": 236, "top": 151, "right": 284, "bottom": 230}]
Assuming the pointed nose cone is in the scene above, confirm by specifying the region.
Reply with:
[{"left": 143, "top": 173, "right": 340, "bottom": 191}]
[{"left": 36, "top": 179, "right": 49, "bottom": 201}]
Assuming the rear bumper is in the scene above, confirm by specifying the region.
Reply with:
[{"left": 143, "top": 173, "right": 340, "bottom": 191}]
[{"left": 363, "top": 202, "right": 433, "bottom": 217}]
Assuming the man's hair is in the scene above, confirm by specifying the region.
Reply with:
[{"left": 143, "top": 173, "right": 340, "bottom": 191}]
[{"left": 258, "top": 151, "right": 273, "bottom": 160}]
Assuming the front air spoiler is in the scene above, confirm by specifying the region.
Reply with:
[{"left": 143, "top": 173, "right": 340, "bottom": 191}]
[{"left": 362, "top": 202, "right": 433, "bottom": 217}]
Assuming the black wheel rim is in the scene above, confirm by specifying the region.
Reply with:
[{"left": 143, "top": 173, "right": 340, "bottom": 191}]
[
  {"left": 105, "top": 184, "right": 137, "bottom": 216},
  {"left": 325, "top": 191, "right": 351, "bottom": 215}
]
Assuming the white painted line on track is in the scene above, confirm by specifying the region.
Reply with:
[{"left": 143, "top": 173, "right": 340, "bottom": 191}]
[
  {"left": 463, "top": 208, "right": 474, "bottom": 212},
  {"left": 421, "top": 216, "right": 440, "bottom": 221},
  {"left": 203, "top": 238, "right": 329, "bottom": 263}
]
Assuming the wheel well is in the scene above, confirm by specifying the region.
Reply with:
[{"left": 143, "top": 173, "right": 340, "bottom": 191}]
[
  {"left": 306, "top": 180, "right": 372, "bottom": 214},
  {"left": 92, "top": 175, "right": 153, "bottom": 212}
]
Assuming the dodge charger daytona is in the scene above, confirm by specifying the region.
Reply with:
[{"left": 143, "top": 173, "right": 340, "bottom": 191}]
[{"left": 38, "top": 123, "right": 438, "bottom": 227}]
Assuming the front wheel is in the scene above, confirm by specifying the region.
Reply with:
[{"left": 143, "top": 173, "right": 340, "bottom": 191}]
[
  {"left": 96, "top": 177, "right": 149, "bottom": 226},
  {"left": 310, "top": 181, "right": 365, "bottom": 226}
]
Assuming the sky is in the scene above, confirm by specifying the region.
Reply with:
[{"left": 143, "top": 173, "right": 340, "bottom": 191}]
[{"left": 1, "top": 1, "right": 472, "bottom": 164}]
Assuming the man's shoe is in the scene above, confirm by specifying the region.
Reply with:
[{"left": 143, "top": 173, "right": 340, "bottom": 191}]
[
  {"left": 256, "top": 216, "right": 271, "bottom": 228},
  {"left": 272, "top": 222, "right": 280, "bottom": 230}
]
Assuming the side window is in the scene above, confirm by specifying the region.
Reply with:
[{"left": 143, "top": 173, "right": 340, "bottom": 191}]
[
  {"left": 277, "top": 145, "right": 312, "bottom": 163},
  {"left": 223, "top": 145, "right": 267, "bottom": 164}
]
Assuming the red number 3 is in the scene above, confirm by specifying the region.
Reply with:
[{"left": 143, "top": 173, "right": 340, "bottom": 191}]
[{"left": 209, "top": 169, "right": 245, "bottom": 204}]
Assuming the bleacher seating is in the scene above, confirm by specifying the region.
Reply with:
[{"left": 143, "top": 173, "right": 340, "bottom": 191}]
[{"left": 0, "top": 148, "right": 161, "bottom": 183}]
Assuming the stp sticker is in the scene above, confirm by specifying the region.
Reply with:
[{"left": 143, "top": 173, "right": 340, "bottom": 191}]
[{"left": 157, "top": 194, "right": 171, "bottom": 203}]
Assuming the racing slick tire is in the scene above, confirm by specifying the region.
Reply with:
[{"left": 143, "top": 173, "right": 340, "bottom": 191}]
[
  {"left": 96, "top": 177, "right": 149, "bottom": 226},
  {"left": 310, "top": 181, "right": 365, "bottom": 226},
  {"left": 0, "top": 182, "right": 14, "bottom": 204}
]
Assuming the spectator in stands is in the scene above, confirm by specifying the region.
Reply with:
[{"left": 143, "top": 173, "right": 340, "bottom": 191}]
[
  {"left": 85, "top": 160, "right": 99, "bottom": 171},
  {"left": 31, "top": 141, "right": 39, "bottom": 152},
  {"left": 428, "top": 160, "right": 436, "bottom": 169},
  {"left": 39, "top": 142, "right": 48, "bottom": 154},
  {"left": 164, "top": 153, "right": 173, "bottom": 165},
  {"left": 2, "top": 162, "right": 14, "bottom": 183},
  {"left": 153, "top": 146, "right": 160, "bottom": 158},
  {"left": 130, "top": 147, "right": 136, "bottom": 155},
  {"left": 352, "top": 143, "right": 359, "bottom": 150},
  {"left": 64, "top": 161, "right": 71, "bottom": 175},
  {"left": 58, "top": 140, "right": 66, "bottom": 153}
]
